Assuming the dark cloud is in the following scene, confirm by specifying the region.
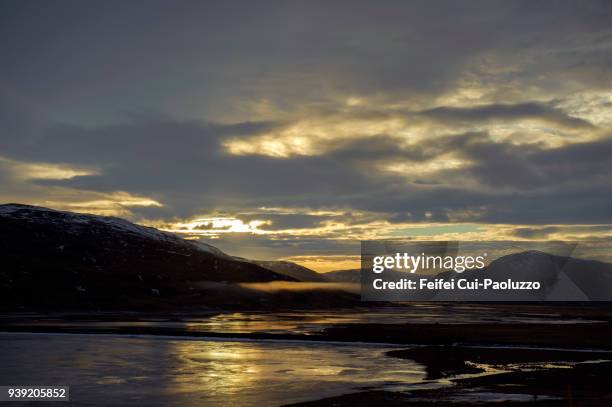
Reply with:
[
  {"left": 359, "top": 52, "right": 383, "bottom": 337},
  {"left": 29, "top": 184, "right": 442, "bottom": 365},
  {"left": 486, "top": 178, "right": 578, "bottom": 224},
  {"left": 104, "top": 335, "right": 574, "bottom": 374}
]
[
  {"left": 5, "top": 116, "right": 612, "bottom": 226},
  {"left": 2, "top": 1, "right": 612, "bottom": 117},
  {"left": 241, "top": 214, "right": 328, "bottom": 231},
  {"left": 452, "top": 132, "right": 612, "bottom": 191},
  {"left": 512, "top": 227, "right": 560, "bottom": 239},
  {"left": 2, "top": 1, "right": 612, "bottom": 260},
  {"left": 420, "top": 103, "right": 594, "bottom": 129}
]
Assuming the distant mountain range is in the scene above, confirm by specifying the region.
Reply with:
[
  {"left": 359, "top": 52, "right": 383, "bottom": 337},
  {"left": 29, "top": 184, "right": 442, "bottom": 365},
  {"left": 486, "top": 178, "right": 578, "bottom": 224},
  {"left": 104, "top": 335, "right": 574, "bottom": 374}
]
[
  {"left": 324, "top": 269, "right": 361, "bottom": 283},
  {"left": 245, "top": 259, "right": 328, "bottom": 282},
  {"left": 359, "top": 250, "right": 612, "bottom": 301},
  {"left": 0, "top": 204, "right": 356, "bottom": 310},
  {"left": 430, "top": 250, "right": 612, "bottom": 301},
  {"left": 3, "top": 203, "right": 610, "bottom": 310}
]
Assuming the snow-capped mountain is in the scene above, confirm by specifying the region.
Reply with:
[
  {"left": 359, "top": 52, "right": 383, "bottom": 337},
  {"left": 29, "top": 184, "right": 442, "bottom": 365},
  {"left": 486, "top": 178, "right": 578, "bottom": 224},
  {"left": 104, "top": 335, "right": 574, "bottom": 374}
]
[
  {"left": 0, "top": 203, "right": 228, "bottom": 255},
  {"left": 0, "top": 204, "right": 296, "bottom": 309}
]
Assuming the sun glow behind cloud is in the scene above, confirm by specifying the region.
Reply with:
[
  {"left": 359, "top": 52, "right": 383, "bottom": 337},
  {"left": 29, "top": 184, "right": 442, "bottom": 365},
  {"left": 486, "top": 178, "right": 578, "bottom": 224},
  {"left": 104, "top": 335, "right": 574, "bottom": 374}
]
[
  {"left": 0, "top": 156, "right": 163, "bottom": 217},
  {"left": 222, "top": 114, "right": 410, "bottom": 157},
  {"left": 222, "top": 97, "right": 599, "bottom": 160},
  {"left": 137, "top": 202, "right": 612, "bottom": 271},
  {"left": 38, "top": 191, "right": 163, "bottom": 217},
  {"left": 383, "top": 155, "right": 470, "bottom": 178},
  {"left": 2, "top": 1, "right": 612, "bottom": 274},
  {"left": 162, "top": 217, "right": 271, "bottom": 237},
  {"left": 0, "top": 156, "right": 98, "bottom": 180},
  {"left": 153, "top": 206, "right": 612, "bottom": 241}
]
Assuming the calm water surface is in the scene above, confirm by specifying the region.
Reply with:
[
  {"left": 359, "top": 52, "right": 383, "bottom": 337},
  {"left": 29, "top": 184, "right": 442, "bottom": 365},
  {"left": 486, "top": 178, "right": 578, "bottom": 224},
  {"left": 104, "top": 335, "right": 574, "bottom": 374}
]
[
  {"left": 0, "top": 307, "right": 607, "bottom": 405},
  {"left": 0, "top": 333, "right": 427, "bottom": 406},
  {"left": 2, "top": 305, "right": 599, "bottom": 336}
]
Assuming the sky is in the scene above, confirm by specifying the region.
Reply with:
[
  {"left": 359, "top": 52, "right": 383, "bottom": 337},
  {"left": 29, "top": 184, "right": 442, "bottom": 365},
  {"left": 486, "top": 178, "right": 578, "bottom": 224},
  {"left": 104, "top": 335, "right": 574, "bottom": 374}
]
[{"left": 1, "top": 1, "right": 612, "bottom": 271}]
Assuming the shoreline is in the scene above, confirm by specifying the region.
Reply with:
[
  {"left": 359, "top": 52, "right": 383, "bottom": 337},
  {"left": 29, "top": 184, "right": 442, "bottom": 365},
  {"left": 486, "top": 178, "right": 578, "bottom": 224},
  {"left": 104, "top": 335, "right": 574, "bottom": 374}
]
[
  {"left": 4, "top": 316, "right": 612, "bottom": 405},
  {"left": 4, "top": 329, "right": 611, "bottom": 405},
  {"left": 286, "top": 346, "right": 612, "bottom": 406},
  {"left": 2, "top": 321, "right": 612, "bottom": 350}
]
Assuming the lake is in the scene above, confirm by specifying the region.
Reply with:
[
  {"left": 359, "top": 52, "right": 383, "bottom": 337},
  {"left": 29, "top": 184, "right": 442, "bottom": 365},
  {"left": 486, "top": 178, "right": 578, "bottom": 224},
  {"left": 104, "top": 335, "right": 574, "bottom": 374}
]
[{"left": 0, "top": 333, "right": 429, "bottom": 406}]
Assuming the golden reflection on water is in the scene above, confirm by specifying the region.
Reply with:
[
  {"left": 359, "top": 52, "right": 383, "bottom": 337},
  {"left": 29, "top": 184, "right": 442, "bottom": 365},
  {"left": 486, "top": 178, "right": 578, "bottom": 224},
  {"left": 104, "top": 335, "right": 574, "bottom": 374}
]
[
  {"left": 166, "top": 341, "right": 264, "bottom": 402},
  {"left": 178, "top": 306, "right": 589, "bottom": 337},
  {"left": 162, "top": 339, "right": 425, "bottom": 406},
  {"left": 1, "top": 333, "right": 426, "bottom": 406},
  {"left": 240, "top": 281, "right": 360, "bottom": 294}
]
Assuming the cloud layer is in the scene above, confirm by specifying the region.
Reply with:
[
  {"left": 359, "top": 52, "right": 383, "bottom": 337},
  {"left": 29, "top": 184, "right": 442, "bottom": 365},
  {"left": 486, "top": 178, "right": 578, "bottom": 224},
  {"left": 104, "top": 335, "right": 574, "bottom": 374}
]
[{"left": 1, "top": 1, "right": 612, "bottom": 267}]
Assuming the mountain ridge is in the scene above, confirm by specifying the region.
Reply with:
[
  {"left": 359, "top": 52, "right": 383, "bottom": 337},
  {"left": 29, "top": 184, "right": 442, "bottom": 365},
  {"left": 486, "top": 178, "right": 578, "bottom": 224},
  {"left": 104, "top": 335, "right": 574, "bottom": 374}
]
[{"left": 0, "top": 203, "right": 301, "bottom": 309}]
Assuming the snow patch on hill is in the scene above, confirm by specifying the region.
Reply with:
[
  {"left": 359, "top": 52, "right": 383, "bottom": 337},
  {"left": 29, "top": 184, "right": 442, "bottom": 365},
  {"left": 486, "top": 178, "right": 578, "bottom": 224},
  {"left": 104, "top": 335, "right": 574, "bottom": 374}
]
[{"left": 0, "top": 203, "right": 228, "bottom": 257}]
